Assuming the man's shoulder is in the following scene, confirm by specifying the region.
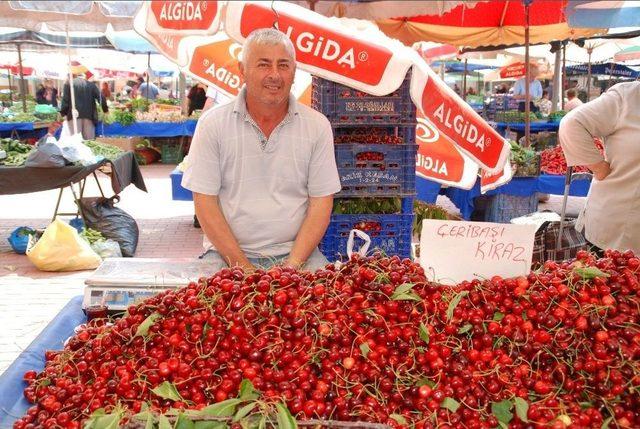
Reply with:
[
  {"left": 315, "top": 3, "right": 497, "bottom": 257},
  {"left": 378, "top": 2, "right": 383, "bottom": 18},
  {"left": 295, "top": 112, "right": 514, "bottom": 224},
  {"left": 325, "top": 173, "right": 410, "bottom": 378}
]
[
  {"left": 294, "top": 102, "right": 331, "bottom": 130},
  {"left": 197, "top": 98, "right": 237, "bottom": 128}
]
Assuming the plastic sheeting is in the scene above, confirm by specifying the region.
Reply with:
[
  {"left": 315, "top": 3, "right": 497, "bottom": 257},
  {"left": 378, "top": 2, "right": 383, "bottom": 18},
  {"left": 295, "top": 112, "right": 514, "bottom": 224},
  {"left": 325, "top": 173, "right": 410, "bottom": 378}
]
[
  {"left": 98, "top": 120, "right": 197, "bottom": 138},
  {"left": 0, "top": 296, "right": 85, "bottom": 426}
]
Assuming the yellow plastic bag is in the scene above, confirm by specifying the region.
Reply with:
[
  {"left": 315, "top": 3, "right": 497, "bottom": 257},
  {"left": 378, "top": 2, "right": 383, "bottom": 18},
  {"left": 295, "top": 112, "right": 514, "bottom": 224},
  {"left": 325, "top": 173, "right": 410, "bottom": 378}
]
[{"left": 26, "top": 218, "right": 101, "bottom": 271}]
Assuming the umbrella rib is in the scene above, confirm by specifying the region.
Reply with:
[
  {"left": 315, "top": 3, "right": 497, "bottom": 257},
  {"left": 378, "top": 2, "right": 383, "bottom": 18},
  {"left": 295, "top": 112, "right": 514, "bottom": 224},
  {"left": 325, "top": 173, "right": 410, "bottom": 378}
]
[{"left": 499, "top": 1, "right": 510, "bottom": 28}]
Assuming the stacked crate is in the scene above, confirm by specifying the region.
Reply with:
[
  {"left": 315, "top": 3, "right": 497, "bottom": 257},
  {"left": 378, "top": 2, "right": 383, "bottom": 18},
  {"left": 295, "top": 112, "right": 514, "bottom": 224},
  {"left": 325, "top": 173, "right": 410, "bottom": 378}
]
[{"left": 311, "top": 73, "right": 417, "bottom": 261}]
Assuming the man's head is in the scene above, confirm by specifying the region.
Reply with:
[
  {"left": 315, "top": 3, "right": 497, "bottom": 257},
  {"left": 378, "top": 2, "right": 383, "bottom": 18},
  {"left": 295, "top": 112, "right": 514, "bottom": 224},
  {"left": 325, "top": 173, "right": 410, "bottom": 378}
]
[
  {"left": 239, "top": 28, "right": 296, "bottom": 108},
  {"left": 567, "top": 88, "right": 577, "bottom": 99},
  {"left": 528, "top": 63, "right": 539, "bottom": 78},
  {"left": 44, "top": 79, "right": 52, "bottom": 88},
  {"left": 542, "top": 90, "right": 549, "bottom": 99}
]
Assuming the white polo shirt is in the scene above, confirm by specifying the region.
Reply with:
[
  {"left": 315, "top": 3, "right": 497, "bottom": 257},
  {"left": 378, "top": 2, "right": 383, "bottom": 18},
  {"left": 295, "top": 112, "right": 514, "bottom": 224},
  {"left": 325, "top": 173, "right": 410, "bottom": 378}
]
[{"left": 182, "top": 88, "right": 341, "bottom": 257}]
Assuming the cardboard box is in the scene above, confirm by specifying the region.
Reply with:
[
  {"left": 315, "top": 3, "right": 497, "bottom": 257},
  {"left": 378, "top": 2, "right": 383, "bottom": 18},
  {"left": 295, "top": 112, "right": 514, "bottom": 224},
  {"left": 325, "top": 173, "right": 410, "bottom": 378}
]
[{"left": 96, "top": 136, "right": 144, "bottom": 152}]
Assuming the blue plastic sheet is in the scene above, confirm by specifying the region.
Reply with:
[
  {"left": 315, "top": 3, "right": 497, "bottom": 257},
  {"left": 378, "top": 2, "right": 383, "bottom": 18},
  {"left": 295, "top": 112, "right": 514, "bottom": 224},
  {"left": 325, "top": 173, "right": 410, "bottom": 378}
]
[
  {"left": 0, "top": 296, "right": 85, "bottom": 427},
  {"left": 0, "top": 122, "right": 35, "bottom": 132},
  {"left": 417, "top": 174, "right": 591, "bottom": 220},
  {"left": 493, "top": 121, "right": 560, "bottom": 137},
  {"left": 97, "top": 120, "right": 198, "bottom": 138}
]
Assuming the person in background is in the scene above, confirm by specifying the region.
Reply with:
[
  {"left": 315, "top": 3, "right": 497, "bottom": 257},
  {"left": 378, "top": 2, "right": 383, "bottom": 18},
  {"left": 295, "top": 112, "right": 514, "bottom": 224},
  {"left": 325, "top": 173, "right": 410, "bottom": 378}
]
[
  {"left": 100, "top": 82, "right": 111, "bottom": 102},
  {"left": 513, "top": 63, "right": 542, "bottom": 112},
  {"left": 565, "top": 88, "right": 583, "bottom": 111},
  {"left": 187, "top": 84, "right": 207, "bottom": 116},
  {"left": 35, "top": 83, "right": 46, "bottom": 104},
  {"left": 36, "top": 79, "right": 58, "bottom": 108},
  {"left": 537, "top": 90, "right": 553, "bottom": 117},
  {"left": 453, "top": 83, "right": 461, "bottom": 95},
  {"left": 59, "top": 73, "right": 108, "bottom": 140},
  {"left": 202, "top": 86, "right": 231, "bottom": 113},
  {"left": 559, "top": 81, "right": 640, "bottom": 254},
  {"left": 182, "top": 28, "right": 341, "bottom": 272},
  {"left": 496, "top": 84, "right": 508, "bottom": 94},
  {"left": 138, "top": 76, "right": 159, "bottom": 101}
]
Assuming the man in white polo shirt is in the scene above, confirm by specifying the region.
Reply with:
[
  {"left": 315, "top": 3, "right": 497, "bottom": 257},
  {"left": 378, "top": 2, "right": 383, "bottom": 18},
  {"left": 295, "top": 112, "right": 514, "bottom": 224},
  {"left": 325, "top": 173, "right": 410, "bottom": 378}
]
[{"left": 182, "top": 28, "right": 341, "bottom": 272}]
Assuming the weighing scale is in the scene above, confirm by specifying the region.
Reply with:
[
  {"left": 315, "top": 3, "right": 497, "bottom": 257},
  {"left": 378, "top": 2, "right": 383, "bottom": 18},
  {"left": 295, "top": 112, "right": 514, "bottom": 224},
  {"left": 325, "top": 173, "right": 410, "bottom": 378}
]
[{"left": 84, "top": 258, "right": 215, "bottom": 311}]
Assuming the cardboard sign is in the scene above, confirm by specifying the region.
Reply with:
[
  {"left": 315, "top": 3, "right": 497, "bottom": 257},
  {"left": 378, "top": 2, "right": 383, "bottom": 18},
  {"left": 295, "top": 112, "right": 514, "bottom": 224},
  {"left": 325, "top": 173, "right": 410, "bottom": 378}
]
[
  {"left": 410, "top": 59, "right": 510, "bottom": 174},
  {"left": 419, "top": 219, "right": 536, "bottom": 285},
  {"left": 415, "top": 113, "right": 478, "bottom": 190},
  {"left": 224, "top": 0, "right": 413, "bottom": 96}
]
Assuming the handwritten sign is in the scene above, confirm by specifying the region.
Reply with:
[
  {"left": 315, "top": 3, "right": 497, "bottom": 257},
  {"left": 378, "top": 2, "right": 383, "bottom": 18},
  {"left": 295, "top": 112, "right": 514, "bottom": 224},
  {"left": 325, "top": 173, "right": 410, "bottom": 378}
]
[{"left": 419, "top": 219, "right": 536, "bottom": 285}]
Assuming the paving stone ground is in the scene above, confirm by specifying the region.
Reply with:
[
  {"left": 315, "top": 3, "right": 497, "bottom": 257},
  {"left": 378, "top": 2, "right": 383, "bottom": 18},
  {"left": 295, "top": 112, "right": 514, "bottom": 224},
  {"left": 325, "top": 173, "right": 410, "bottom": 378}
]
[{"left": 0, "top": 163, "right": 585, "bottom": 375}]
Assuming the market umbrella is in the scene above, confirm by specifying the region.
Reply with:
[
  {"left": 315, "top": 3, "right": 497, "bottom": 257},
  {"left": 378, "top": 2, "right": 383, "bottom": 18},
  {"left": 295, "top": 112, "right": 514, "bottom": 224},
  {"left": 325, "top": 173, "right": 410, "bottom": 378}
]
[
  {"left": 0, "top": 1, "right": 142, "bottom": 133},
  {"left": 375, "top": 1, "right": 603, "bottom": 48},
  {"left": 289, "top": 1, "right": 478, "bottom": 20},
  {"left": 614, "top": 45, "right": 640, "bottom": 61}
]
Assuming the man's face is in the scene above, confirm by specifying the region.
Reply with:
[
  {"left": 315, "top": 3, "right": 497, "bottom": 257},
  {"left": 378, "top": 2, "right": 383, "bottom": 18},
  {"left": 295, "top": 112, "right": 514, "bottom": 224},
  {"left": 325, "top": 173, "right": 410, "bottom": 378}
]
[{"left": 240, "top": 43, "right": 295, "bottom": 107}]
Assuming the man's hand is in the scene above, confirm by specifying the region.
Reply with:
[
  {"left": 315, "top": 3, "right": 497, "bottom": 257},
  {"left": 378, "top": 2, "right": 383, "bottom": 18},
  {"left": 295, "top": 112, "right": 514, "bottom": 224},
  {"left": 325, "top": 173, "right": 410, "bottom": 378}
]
[{"left": 588, "top": 160, "right": 611, "bottom": 181}]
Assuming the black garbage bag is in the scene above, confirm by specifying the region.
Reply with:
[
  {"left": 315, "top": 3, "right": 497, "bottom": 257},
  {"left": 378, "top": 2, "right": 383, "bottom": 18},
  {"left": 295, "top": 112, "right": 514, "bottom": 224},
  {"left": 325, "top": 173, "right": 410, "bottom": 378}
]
[{"left": 79, "top": 196, "right": 139, "bottom": 257}]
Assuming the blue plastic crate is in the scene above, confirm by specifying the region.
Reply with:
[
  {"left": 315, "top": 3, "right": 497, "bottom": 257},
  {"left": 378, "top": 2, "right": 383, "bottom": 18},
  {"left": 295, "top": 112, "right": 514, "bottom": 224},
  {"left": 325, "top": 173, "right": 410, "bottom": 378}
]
[
  {"left": 483, "top": 193, "right": 539, "bottom": 223},
  {"left": 320, "top": 200, "right": 414, "bottom": 261},
  {"left": 335, "top": 143, "right": 418, "bottom": 197},
  {"left": 312, "top": 74, "right": 415, "bottom": 126},
  {"left": 170, "top": 169, "right": 193, "bottom": 201},
  {"left": 320, "top": 214, "right": 414, "bottom": 261}
]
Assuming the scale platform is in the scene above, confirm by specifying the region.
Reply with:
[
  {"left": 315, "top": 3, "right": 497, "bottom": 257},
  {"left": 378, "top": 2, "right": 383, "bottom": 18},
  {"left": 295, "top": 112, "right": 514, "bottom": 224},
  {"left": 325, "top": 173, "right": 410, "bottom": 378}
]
[{"left": 84, "top": 257, "right": 215, "bottom": 311}]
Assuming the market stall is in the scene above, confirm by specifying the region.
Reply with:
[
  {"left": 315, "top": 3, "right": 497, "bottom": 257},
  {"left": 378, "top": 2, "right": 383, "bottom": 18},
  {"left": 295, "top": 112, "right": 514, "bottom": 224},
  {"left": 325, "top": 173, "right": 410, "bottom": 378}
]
[{"left": 3, "top": 1, "right": 640, "bottom": 428}]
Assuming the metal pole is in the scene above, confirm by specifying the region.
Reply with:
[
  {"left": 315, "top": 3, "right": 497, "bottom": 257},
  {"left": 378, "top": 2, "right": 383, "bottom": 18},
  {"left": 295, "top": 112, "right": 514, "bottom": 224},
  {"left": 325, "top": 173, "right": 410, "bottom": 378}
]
[
  {"left": 562, "top": 42, "right": 567, "bottom": 110},
  {"left": 586, "top": 48, "right": 592, "bottom": 102},
  {"left": 462, "top": 58, "right": 468, "bottom": 100},
  {"left": 524, "top": 0, "right": 531, "bottom": 147},
  {"left": 65, "top": 16, "right": 78, "bottom": 134},
  {"left": 145, "top": 52, "right": 151, "bottom": 99},
  {"left": 16, "top": 43, "right": 26, "bottom": 113},
  {"left": 7, "top": 68, "right": 12, "bottom": 103},
  {"left": 552, "top": 49, "right": 561, "bottom": 111}
]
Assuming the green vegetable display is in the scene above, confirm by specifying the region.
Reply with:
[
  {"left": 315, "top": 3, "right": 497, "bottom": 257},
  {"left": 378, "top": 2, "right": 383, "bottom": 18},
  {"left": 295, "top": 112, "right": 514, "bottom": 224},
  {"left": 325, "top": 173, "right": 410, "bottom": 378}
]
[
  {"left": 112, "top": 110, "right": 136, "bottom": 126},
  {"left": 83, "top": 140, "right": 124, "bottom": 161},
  {"left": 509, "top": 140, "right": 540, "bottom": 177},
  {"left": 495, "top": 110, "right": 540, "bottom": 123},
  {"left": 413, "top": 201, "right": 460, "bottom": 237},
  {"left": 548, "top": 110, "right": 567, "bottom": 122},
  {"left": 154, "top": 98, "right": 180, "bottom": 106},
  {"left": 0, "top": 138, "right": 33, "bottom": 166},
  {"left": 332, "top": 198, "right": 401, "bottom": 214},
  {"left": 80, "top": 228, "right": 105, "bottom": 245}
]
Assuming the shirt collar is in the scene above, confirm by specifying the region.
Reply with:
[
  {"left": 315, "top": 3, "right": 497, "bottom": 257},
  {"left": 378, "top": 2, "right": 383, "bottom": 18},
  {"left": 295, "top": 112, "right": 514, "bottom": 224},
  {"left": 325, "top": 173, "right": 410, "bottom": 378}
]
[{"left": 233, "top": 87, "right": 299, "bottom": 121}]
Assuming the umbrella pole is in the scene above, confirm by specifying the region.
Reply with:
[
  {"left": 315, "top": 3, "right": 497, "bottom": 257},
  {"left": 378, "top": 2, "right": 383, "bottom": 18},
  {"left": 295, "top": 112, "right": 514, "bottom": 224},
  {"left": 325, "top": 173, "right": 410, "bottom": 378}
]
[
  {"left": 7, "top": 68, "right": 12, "bottom": 103},
  {"left": 65, "top": 16, "right": 78, "bottom": 135},
  {"left": 16, "top": 43, "right": 26, "bottom": 113},
  {"left": 562, "top": 42, "right": 567, "bottom": 110},
  {"left": 586, "top": 49, "right": 592, "bottom": 102},
  {"left": 462, "top": 58, "right": 468, "bottom": 100},
  {"left": 552, "top": 49, "right": 561, "bottom": 111},
  {"left": 524, "top": 0, "right": 531, "bottom": 147}
]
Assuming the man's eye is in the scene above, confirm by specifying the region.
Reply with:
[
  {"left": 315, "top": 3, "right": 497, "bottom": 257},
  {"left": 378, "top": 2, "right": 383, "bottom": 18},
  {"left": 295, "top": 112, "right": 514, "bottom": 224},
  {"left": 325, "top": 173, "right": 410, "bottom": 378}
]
[
  {"left": 258, "top": 63, "right": 269, "bottom": 68},
  {"left": 279, "top": 63, "right": 290, "bottom": 69}
]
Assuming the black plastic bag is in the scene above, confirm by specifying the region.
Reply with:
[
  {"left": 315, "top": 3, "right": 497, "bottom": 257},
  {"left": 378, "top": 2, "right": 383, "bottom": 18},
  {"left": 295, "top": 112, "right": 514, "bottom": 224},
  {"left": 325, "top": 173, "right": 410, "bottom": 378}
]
[{"left": 79, "top": 196, "right": 139, "bottom": 257}]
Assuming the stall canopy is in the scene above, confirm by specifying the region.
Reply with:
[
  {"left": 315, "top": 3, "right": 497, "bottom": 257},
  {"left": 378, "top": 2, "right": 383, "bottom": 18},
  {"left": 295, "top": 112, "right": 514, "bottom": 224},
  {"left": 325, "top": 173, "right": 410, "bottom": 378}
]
[
  {"left": 0, "top": 1, "right": 141, "bottom": 32},
  {"left": 566, "top": 62, "right": 640, "bottom": 78},
  {"left": 289, "top": 1, "right": 479, "bottom": 20},
  {"left": 614, "top": 45, "right": 640, "bottom": 62},
  {"left": 0, "top": 29, "right": 112, "bottom": 49},
  {"left": 567, "top": 0, "right": 640, "bottom": 29},
  {"left": 375, "top": 1, "right": 604, "bottom": 48},
  {"left": 431, "top": 61, "right": 497, "bottom": 73}
]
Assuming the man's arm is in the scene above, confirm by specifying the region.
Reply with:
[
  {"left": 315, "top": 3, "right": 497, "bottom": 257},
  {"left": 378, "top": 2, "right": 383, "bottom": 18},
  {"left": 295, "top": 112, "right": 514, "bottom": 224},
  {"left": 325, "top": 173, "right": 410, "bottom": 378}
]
[
  {"left": 559, "top": 85, "right": 623, "bottom": 181},
  {"left": 193, "top": 192, "right": 253, "bottom": 270},
  {"left": 285, "top": 195, "right": 333, "bottom": 269}
]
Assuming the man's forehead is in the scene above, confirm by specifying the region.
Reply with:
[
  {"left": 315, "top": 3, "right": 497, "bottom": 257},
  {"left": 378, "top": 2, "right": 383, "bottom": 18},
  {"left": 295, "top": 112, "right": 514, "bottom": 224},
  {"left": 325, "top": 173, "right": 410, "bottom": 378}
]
[{"left": 247, "top": 44, "right": 293, "bottom": 60}]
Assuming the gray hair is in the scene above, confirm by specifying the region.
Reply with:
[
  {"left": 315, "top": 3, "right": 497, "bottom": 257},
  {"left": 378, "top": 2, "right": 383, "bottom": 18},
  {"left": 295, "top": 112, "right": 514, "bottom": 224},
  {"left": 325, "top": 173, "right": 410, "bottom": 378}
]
[{"left": 242, "top": 28, "right": 296, "bottom": 64}]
